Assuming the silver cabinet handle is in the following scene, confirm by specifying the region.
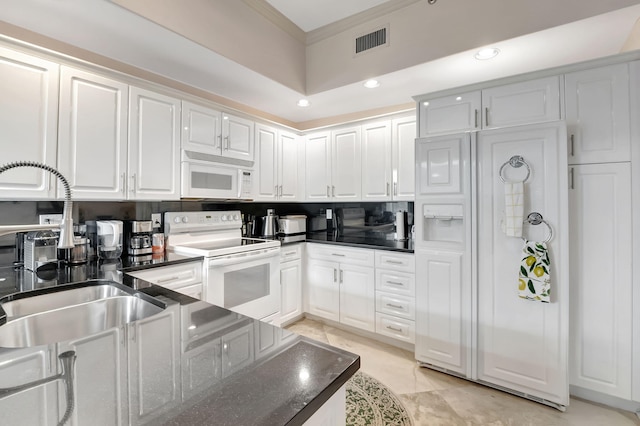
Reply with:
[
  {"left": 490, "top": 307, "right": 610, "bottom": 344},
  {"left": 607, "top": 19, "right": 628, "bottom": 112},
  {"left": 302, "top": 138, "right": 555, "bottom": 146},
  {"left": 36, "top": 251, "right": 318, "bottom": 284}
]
[
  {"left": 284, "top": 251, "right": 297, "bottom": 256},
  {"left": 386, "top": 260, "right": 403, "bottom": 265},
  {"left": 339, "top": 269, "right": 343, "bottom": 284},
  {"left": 130, "top": 173, "right": 136, "bottom": 193},
  {"left": 331, "top": 253, "right": 345, "bottom": 257},
  {"left": 326, "top": 185, "right": 330, "bottom": 197},
  {"left": 279, "top": 185, "right": 283, "bottom": 197},
  {"left": 386, "top": 325, "right": 403, "bottom": 332},
  {"left": 474, "top": 109, "right": 479, "bottom": 128},
  {"left": 157, "top": 275, "right": 182, "bottom": 284},
  {"left": 386, "top": 281, "right": 403, "bottom": 286},
  {"left": 224, "top": 136, "right": 229, "bottom": 150},
  {"left": 275, "top": 185, "right": 278, "bottom": 198},
  {"left": 217, "top": 135, "right": 222, "bottom": 149},
  {"left": 485, "top": 107, "right": 489, "bottom": 127},
  {"left": 332, "top": 185, "right": 335, "bottom": 197},
  {"left": 333, "top": 268, "right": 337, "bottom": 282},
  {"left": 393, "top": 182, "right": 398, "bottom": 196},
  {"left": 386, "top": 182, "right": 390, "bottom": 196},
  {"left": 570, "top": 167, "right": 575, "bottom": 190},
  {"left": 570, "top": 134, "right": 575, "bottom": 157},
  {"left": 386, "top": 303, "right": 404, "bottom": 309}
]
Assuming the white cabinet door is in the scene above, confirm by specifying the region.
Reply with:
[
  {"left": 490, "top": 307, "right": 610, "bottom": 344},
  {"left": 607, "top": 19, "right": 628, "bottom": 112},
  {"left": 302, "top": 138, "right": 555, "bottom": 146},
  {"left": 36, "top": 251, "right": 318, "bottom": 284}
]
[
  {"left": 128, "top": 86, "right": 181, "bottom": 200},
  {"left": 181, "top": 101, "right": 222, "bottom": 155},
  {"left": 416, "top": 133, "right": 466, "bottom": 196},
  {"left": 361, "top": 121, "right": 391, "bottom": 201},
  {"left": 415, "top": 249, "right": 466, "bottom": 375},
  {"left": 306, "top": 258, "right": 340, "bottom": 321},
  {"left": 280, "top": 258, "right": 302, "bottom": 325},
  {"left": 305, "top": 132, "right": 332, "bottom": 201},
  {"left": 565, "top": 63, "right": 630, "bottom": 165},
  {"left": 181, "top": 338, "right": 222, "bottom": 401},
  {"left": 222, "top": 112, "right": 254, "bottom": 162},
  {"left": 254, "top": 123, "right": 278, "bottom": 201},
  {"left": 0, "top": 47, "right": 59, "bottom": 199},
  {"left": 418, "top": 91, "right": 481, "bottom": 136},
  {"left": 392, "top": 116, "right": 416, "bottom": 200},
  {"left": 569, "top": 162, "right": 632, "bottom": 399},
  {"left": 482, "top": 76, "right": 561, "bottom": 129},
  {"left": 128, "top": 305, "right": 180, "bottom": 424},
  {"left": 339, "top": 263, "right": 375, "bottom": 332},
  {"left": 58, "top": 66, "right": 128, "bottom": 200},
  {"left": 331, "top": 126, "right": 361, "bottom": 200},
  {"left": 222, "top": 323, "right": 255, "bottom": 377},
  {"left": 279, "top": 130, "right": 302, "bottom": 201},
  {"left": 59, "top": 328, "right": 127, "bottom": 425},
  {"left": 476, "top": 122, "right": 569, "bottom": 406},
  {"left": 0, "top": 346, "right": 58, "bottom": 425}
]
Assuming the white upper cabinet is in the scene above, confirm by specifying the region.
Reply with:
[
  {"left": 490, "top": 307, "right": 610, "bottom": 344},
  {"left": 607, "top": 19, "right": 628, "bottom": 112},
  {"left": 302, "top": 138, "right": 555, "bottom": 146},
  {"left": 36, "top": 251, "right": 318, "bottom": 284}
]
[
  {"left": 254, "top": 123, "right": 302, "bottom": 201},
  {"left": 481, "top": 76, "right": 561, "bottom": 129},
  {"left": 565, "top": 63, "right": 631, "bottom": 165},
  {"left": 361, "top": 121, "right": 392, "bottom": 201},
  {"left": 0, "top": 47, "right": 59, "bottom": 199},
  {"left": 419, "top": 91, "right": 481, "bottom": 137},
  {"left": 128, "top": 86, "right": 181, "bottom": 200},
  {"left": 331, "top": 126, "right": 361, "bottom": 200},
  {"left": 418, "top": 76, "right": 561, "bottom": 136},
  {"left": 391, "top": 116, "right": 416, "bottom": 200},
  {"left": 181, "top": 101, "right": 254, "bottom": 162},
  {"left": 305, "top": 132, "right": 332, "bottom": 201},
  {"left": 58, "top": 66, "right": 129, "bottom": 200}
]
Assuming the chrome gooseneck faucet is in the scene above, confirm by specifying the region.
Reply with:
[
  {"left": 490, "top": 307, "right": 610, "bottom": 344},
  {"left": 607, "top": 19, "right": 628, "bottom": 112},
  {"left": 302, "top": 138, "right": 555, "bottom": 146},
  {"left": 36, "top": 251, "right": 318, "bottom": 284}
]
[{"left": 0, "top": 161, "right": 75, "bottom": 249}]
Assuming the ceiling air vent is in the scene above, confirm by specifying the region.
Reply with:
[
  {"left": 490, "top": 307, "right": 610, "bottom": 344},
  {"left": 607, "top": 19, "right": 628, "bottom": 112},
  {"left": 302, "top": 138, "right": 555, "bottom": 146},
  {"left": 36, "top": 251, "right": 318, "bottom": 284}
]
[{"left": 354, "top": 25, "right": 388, "bottom": 55}]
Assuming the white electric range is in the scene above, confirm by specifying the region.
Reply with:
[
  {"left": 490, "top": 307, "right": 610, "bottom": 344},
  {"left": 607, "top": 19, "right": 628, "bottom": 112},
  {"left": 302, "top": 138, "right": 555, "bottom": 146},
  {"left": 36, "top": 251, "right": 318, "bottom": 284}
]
[{"left": 164, "top": 211, "right": 281, "bottom": 322}]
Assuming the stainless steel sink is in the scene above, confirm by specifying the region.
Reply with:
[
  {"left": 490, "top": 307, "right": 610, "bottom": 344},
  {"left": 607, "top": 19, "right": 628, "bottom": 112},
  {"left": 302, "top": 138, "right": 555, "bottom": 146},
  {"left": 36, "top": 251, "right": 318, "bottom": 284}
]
[{"left": 0, "top": 280, "right": 165, "bottom": 348}]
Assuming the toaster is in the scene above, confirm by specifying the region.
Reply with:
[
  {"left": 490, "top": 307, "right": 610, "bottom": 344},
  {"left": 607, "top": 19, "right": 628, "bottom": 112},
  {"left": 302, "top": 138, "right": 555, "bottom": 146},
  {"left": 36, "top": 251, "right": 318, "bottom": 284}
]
[{"left": 278, "top": 215, "right": 306, "bottom": 235}]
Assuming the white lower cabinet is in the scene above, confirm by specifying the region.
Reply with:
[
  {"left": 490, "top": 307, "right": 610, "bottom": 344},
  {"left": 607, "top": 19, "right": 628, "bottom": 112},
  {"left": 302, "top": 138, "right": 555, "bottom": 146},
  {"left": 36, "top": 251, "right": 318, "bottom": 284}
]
[
  {"left": 569, "top": 162, "right": 632, "bottom": 400},
  {"left": 126, "top": 261, "right": 203, "bottom": 300},
  {"left": 306, "top": 244, "right": 375, "bottom": 333},
  {"left": 280, "top": 244, "right": 303, "bottom": 325},
  {"left": 128, "top": 302, "right": 180, "bottom": 425},
  {"left": 374, "top": 250, "right": 416, "bottom": 343},
  {"left": 0, "top": 346, "right": 58, "bottom": 425},
  {"left": 59, "top": 328, "right": 127, "bottom": 425}
]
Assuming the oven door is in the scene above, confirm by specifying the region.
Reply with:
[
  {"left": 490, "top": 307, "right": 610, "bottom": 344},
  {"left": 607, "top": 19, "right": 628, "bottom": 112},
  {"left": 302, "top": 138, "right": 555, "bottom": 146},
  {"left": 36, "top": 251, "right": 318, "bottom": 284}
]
[
  {"left": 206, "top": 247, "right": 280, "bottom": 321},
  {"left": 181, "top": 160, "right": 252, "bottom": 199}
]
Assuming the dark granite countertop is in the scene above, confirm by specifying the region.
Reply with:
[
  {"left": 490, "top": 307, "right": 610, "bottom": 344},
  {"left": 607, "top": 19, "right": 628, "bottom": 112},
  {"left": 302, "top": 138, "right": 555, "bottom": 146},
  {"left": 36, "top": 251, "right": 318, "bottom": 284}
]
[
  {"left": 0, "top": 257, "right": 360, "bottom": 425},
  {"left": 304, "top": 231, "right": 414, "bottom": 253}
]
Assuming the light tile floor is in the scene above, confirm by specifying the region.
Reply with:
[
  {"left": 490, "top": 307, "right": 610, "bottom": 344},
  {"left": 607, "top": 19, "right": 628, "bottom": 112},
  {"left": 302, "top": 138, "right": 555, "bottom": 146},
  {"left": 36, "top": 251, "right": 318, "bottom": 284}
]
[{"left": 285, "top": 318, "right": 640, "bottom": 426}]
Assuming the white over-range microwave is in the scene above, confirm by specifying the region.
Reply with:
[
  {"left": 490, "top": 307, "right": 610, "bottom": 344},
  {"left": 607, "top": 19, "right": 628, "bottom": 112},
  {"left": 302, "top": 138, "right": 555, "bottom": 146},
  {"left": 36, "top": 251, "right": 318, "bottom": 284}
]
[{"left": 181, "top": 150, "right": 253, "bottom": 199}]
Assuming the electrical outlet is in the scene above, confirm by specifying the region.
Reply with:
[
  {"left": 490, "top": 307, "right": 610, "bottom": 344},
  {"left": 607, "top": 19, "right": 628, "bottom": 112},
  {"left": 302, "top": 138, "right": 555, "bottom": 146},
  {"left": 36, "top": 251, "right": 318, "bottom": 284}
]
[
  {"left": 151, "top": 213, "right": 162, "bottom": 228},
  {"left": 39, "top": 214, "right": 63, "bottom": 225}
]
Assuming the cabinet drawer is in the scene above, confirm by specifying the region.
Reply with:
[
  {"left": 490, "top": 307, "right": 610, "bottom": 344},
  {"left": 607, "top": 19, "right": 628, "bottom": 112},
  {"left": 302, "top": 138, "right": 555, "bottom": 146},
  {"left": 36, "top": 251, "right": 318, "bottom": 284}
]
[
  {"left": 375, "top": 250, "right": 414, "bottom": 272},
  {"left": 127, "top": 261, "right": 203, "bottom": 288},
  {"left": 376, "top": 291, "right": 415, "bottom": 320},
  {"left": 375, "top": 313, "right": 415, "bottom": 343},
  {"left": 280, "top": 244, "right": 302, "bottom": 262},
  {"left": 306, "top": 243, "right": 374, "bottom": 267},
  {"left": 375, "top": 269, "right": 415, "bottom": 296}
]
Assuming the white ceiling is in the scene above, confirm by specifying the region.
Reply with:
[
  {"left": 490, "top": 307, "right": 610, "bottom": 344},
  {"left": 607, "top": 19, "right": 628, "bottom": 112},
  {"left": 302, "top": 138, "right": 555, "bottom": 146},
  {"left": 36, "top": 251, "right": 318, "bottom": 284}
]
[
  {"left": 1, "top": 1, "right": 640, "bottom": 127},
  {"left": 265, "top": 0, "right": 393, "bottom": 32}
]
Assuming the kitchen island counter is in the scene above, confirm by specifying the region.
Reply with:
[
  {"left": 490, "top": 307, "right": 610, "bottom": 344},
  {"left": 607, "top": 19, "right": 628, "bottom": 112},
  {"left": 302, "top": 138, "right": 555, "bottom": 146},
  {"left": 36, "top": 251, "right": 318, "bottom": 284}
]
[{"left": 0, "top": 261, "right": 360, "bottom": 425}]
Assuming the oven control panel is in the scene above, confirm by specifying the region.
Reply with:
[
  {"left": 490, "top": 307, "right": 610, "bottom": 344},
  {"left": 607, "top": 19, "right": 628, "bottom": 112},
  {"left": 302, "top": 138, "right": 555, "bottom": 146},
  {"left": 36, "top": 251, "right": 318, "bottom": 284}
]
[{"left": 164, "top": 211, "right": 242, "bottom": 233}]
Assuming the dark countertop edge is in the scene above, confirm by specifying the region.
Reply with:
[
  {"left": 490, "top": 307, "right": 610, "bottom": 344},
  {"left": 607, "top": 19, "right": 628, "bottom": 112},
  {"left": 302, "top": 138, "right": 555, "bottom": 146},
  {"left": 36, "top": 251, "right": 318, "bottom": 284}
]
[
  {"left": 303, "top": 236, "right": 414, "bottom": 253},
  {"left": 287, "top": 354, "right": 361, "bottom": 426},
  {"left": 119, "top": 254, "right": 205, "bottom": 273}
]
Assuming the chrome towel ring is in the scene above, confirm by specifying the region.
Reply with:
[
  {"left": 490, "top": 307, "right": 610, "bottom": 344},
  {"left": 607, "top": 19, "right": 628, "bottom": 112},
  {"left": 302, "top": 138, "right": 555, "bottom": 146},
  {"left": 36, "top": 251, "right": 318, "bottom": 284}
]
[
  {"left": 499, "top": 155, "right": 531, "bottom": 183},
  {"left": 523, "top": 212, "right": 553, "bottom": 243}
]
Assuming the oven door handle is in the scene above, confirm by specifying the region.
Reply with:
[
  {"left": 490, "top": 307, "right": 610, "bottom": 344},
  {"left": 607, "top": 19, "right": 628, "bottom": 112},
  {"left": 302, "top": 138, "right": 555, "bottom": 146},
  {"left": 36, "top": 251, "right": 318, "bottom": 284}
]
[{"left": 207, "top": 247, "right": 280, "bottom": 266}]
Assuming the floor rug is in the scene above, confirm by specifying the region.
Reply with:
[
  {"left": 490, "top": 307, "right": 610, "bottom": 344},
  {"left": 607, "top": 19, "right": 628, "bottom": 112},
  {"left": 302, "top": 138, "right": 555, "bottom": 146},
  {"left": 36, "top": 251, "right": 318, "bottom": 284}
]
[{"left": 345, "top": 371, "right": 413, "bottom": 426}]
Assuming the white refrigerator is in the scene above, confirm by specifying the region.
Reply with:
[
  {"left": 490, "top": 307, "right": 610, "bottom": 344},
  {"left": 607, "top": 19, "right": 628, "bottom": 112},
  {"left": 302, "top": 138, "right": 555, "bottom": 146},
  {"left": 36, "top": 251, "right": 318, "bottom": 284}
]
[{"left": 414, "top": 122, "right": 570, "bottom": 409}]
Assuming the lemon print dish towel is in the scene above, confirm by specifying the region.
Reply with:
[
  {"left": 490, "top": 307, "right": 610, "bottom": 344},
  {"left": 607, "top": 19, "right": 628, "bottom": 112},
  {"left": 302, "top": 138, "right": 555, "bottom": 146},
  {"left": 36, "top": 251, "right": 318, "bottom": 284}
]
[{"left": 518, "top": 240, "right": 551, "bottom": 303}]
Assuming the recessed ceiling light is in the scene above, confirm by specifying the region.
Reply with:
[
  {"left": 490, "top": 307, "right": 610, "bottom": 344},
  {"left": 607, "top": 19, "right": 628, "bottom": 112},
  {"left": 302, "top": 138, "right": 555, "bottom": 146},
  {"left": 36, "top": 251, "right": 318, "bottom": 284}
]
[
  {"left": 474, "top": 47, "right": 500, "bottom": 60},
  {"left": 364, "top": 79, "right": 380, "bottom": 89},
  {"left": 297, "top": 99, "right": 310, "bottom": 107}
]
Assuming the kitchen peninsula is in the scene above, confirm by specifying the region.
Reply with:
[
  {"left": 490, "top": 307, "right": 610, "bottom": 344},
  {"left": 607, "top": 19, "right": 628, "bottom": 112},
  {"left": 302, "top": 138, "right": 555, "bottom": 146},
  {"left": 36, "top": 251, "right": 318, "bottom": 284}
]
[{"left": 0, "top": 255, "right": 360, "bottom": 425}]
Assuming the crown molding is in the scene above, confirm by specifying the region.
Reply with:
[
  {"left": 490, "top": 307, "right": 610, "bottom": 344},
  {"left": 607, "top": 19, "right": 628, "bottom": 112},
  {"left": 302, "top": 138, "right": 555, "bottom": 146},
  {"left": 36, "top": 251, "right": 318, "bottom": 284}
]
[
  {"left": 306, "top": 0, "right": 420, "bottom": 45},
  {"left": 242, "top": 0, "right": 306, "bottom": 43}
]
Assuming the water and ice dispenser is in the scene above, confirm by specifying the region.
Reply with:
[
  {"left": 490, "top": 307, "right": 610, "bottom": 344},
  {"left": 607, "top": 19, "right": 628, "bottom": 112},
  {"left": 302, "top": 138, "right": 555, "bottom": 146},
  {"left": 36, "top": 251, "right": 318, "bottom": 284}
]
[{"left": 420, "top": 204, "right": 465, "bottom": 245}]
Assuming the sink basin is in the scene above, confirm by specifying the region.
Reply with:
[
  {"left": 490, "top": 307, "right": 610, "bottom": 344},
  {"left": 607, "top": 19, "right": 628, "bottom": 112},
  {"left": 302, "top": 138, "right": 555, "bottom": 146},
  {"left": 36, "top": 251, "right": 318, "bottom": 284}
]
[{"left": 0, "top": 280, "right": 165, "bottom": 348}]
